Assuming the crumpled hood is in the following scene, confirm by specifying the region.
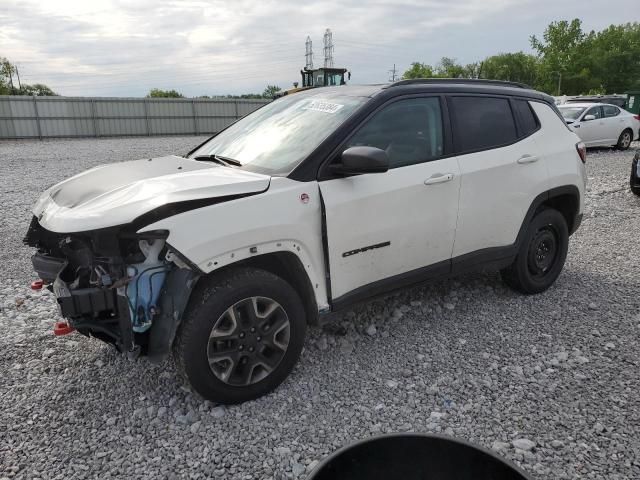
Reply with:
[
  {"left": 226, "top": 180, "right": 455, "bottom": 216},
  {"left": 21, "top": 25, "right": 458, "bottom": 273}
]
[{"left": 33, "top": 155, "right": 270, "bottom": 233}]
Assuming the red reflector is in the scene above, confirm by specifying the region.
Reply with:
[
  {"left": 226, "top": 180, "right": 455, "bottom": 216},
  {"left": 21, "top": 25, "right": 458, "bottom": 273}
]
[
  {"left": 30, "top": 279, "right": 44, "bottom": 290},
  {"left": 54, "top": 322, "right": 75, "bottom": 336}
]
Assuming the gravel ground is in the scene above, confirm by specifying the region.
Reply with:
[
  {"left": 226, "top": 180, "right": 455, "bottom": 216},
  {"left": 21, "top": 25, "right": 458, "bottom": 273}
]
[{"left": 1, "top": 137, "right": 640, "bottom": 480}]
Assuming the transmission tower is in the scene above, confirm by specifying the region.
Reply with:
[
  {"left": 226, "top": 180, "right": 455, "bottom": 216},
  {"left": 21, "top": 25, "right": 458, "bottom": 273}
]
[
  {"left": 305, "top": 36, "right": 314, "bottom": 69},
  {"left": 323, "top": 28, "right": 334, "bottom": 68}
]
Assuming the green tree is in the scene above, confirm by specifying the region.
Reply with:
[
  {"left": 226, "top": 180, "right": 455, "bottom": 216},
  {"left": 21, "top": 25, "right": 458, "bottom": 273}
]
[
  {"left": 434, "top": 57, "right": 467, "bottom": 78},
  {"left": 1, "top": 57, "right": 17, "bottom": 95},
  {"left": 19, "top": 83, "right": 57, "bottom": 96},
  {"left": 584, "top": 23, "right": 640, "bottom": 93},
  {"left": 480, "top": 52, "right": 539, "bottom": 86},
  {"left": 147, "top": 88, "right": 184, "bottom": 98},
  {"left": 530, "top": 19, "right": 594, "bottom": 94},
  {"left": 402, "top": 62, "right": 435, "bottom": 79},
  {"left": 1, "top": 57, "right": 58, "bottom": 96},
  {"left": 262, "top": 85, "right": 281, "bottom": 98}
]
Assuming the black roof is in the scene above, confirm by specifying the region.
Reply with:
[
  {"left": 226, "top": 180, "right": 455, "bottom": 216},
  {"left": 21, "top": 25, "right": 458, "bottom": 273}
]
[{"left": 302, "top": 79, "right": 554, "bottom": 105}]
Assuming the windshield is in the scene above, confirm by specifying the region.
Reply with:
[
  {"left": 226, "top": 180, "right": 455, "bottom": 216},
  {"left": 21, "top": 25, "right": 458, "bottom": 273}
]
[
  {"left": 190, "top": 90, "right": 368, "bottom": 175},
  {"left": 558, "top": 106, "right": 586, "bottom": 120}
]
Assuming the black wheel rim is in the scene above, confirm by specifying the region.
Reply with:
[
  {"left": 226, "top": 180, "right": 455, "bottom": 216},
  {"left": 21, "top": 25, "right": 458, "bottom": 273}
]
[
  {"left": 527, "top": 225, "right": 558, "bottom": 278},
  {"left": 207, "top": 296, "right": 290, "bottom": 386}
]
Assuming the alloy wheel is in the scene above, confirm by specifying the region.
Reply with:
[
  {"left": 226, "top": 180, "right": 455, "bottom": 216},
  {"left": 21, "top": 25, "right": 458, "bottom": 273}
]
[{"left": 207, "top": 297, "right": 291, "bottom": 386}]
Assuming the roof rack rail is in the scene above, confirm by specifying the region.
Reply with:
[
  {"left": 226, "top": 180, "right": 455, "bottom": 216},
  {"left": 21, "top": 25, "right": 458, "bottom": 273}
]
[{"left": 388, "top": 78, "right": 530, "bottom": 89}]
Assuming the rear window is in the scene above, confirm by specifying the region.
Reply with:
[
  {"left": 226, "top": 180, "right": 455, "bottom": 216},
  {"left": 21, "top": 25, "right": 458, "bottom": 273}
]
[
  {"left": 449, "top": 96, "right": 517, "bottom": 153},
  {"left": 513, "top": 99, "right": 539, "bottom": 137}
]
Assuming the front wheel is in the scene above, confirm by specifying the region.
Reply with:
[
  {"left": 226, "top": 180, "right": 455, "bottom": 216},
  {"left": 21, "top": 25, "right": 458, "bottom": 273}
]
[
  {"left": 616, "top": 129, "right": 633, "bottom": 150},
  {"left": 174, "top": 268, "right": 307, "bottom": 404},
  {"left": 501, "top": 209, "right": 569, "bottom": 294}
]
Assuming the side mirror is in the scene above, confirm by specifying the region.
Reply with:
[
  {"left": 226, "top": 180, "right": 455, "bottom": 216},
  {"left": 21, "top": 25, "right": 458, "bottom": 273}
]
[
  {"left": 583, "top": 114, "right": 596, "bottom": 121},
  {"left": 330, "top": 146, "right": 389, "bottom": 175}
]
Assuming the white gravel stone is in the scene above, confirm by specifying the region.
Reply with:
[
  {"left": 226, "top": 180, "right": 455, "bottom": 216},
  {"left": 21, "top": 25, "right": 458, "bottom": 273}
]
[
  {"left": 512, "top": 439, "right": 536, "bottom": 451},
  {"left": 307, "top": 460, "right": 320, "bottom": 472},
  {"left": 492, "top": 441, "right": 511, "bottom": 452},
  {"left": 210, "top": 406, "right": 226, "bottom": 418},
  {"left": 3, "top": 138, "right": 640, "bottom": 480},
  {"left": 365, "top": 324, "right": 377, "bottom": 336}
]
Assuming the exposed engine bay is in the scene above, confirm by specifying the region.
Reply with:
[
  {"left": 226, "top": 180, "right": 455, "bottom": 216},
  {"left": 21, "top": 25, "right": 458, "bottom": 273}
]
[{"left": 24, "top": 217, "right": 199, "bottom": 360}]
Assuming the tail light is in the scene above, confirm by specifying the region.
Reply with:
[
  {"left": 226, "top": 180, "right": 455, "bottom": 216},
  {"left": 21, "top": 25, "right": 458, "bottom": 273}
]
[
  {"left": 634, "top": 115, "right": 640, "bottom": 121},
  {"left": 576, "top": 141, "right": 586, "bottom": 164}
]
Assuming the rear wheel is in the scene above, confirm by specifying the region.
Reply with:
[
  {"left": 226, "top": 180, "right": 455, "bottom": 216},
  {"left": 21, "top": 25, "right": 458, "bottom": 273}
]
[
  {"left": 174, "top": 267, "right": 307, "bottom": 404},
  {"left": 501, "top": 209, "right": 569, "bottom": 294},
  {"left": 616, "top": 129, "right": 633, "bottom": 150}
]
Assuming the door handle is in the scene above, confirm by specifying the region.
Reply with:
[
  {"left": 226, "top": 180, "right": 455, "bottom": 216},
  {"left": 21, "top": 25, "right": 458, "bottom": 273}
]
[
  {"left": 424, "top": 173, "right": 454, "bottom": 185},
  {"left": 517, "top": 155, "right": 539, "bottom": 164}
]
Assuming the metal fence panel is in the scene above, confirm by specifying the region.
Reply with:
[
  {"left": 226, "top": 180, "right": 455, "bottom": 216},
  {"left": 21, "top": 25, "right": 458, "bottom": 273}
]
[
  {"left": 0, "top": 96, "right": 270, "bottom": 139},
  {"left": 97, "top": 118, "right": 148, "bottom": 136}
]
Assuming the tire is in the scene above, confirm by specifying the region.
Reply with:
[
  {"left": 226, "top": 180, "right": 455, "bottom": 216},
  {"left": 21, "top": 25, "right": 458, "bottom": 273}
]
[
  {"left": 174, "top": 267, "right": 307, "bottom": 404},
  {"left": 616, "top": 129, "right": 633, "bottom": 150},
  {"left": 501, "top": 209, "right": 569, "bottom": 294}
]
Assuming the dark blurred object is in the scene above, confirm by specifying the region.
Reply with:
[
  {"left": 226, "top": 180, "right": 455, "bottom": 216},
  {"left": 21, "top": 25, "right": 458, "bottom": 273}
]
[
  {"left": 630, "top": 150, "right": 640, "bottom": 196},
  {"left": 307, "top": 433, "right": 531, "bottom": 480}
]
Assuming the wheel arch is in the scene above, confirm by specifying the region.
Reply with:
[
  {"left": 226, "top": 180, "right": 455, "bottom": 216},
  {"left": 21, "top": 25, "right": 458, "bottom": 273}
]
[
  {"left": 199, "top": 251, "right": 320, "bottom": 326},
  {"left": 519, "top": 185, "right": 582, "bottom": 245}
]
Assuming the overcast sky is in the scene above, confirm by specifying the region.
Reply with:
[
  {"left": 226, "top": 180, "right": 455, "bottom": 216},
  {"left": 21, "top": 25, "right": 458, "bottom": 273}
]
[{"left": 1, "top": 0, "right": 636, "bottom": 97}]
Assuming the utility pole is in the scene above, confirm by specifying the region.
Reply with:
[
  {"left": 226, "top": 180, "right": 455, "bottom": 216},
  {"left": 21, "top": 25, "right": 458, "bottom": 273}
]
[
  {"left": 305, "top": 36, "right": 314, "bottom": 69},
  {"left": 388, "top": 64, "right": 398, "bottom": 82},
  {"left": 557, "top": 71, "right": 562, "bottom": 96},
  {"left": 323, "top": 28, "right": 334, "bottom": 68},
  {"left": 8, "top": 67, "right": 15, "bottom": 94},
  {"left": 15, "top": 66, "right": 21, "bottom": 90}
]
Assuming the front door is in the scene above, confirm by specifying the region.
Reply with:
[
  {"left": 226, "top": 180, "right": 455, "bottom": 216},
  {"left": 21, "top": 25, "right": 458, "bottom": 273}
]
[
  {"left": 319, "top": 96, "right": 460, "bottom": 301},
  {"left": 578, "top": 106, "right": 605, "bottom": 146}
]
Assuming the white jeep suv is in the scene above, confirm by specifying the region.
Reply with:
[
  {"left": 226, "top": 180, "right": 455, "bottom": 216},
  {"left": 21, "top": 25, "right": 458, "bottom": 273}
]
[{"left": 26, "top": 79, "right": 587, "bottom": 404}]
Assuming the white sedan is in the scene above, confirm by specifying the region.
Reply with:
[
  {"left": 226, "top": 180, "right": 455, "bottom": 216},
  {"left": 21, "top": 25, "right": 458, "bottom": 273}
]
[{"left": 558, "top": 102, "right": 640, "bottom": 150}]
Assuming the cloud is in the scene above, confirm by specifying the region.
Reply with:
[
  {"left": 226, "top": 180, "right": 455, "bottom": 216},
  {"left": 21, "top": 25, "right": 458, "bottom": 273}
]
[{"left": 0, "top": 0, "right": 636, "bottom": 96}]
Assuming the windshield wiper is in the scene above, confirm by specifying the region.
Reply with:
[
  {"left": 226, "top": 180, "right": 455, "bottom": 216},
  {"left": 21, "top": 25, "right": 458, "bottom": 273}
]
[{"left": 193, "top": 154, "right": 242, "bottom": 167}]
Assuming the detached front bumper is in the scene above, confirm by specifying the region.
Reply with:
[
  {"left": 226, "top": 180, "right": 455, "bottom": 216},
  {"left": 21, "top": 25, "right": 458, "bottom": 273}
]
[{"left": 32, "top": 252, "right": 135, "bottom": 352}]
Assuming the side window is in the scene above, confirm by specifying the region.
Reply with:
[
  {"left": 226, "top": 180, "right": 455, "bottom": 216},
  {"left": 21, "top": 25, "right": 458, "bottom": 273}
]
[
  {"left": 449, "top": 96, "right": 517, "bottom": 153},
  {"left": 513, "top": 99, "right": 539, "bottom": 137},
  {"left": 346, "top": 97, "right": 443, "bottom": 168},
  {"left": 603, "top": 105, "right": 620, "bottom": 118},
  {"left": 585, "top": 106, "right": 602, "bottom": 119}
]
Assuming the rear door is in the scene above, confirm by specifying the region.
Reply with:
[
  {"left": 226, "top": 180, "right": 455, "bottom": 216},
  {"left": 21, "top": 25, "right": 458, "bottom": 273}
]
[
  {"left": 319, "top": 96, "right": 460, "bottom": 300},
  {"left": 449, "top": 95, "right": 549, "bottom": 262},
  {"left": 601, "top": 105, "right": 625, "bottom": 142}
]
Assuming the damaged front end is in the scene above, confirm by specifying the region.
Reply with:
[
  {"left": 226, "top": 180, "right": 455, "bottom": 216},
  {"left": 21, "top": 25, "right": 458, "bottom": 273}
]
[{"left": 24, "top": 217, "right": 199, "bottom": 361}]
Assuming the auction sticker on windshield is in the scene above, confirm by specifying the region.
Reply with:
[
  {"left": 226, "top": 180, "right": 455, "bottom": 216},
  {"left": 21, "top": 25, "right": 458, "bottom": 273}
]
[{"left": 304, "top": 100, "right": 344, "bottom": 114}]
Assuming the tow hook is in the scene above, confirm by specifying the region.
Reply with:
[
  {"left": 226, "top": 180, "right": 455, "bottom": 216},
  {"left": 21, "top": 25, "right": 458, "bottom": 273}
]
[
  {"left": 53, "top": 321, "right": 75, "bottom": 336},
  {"left": 31, "top": 279, "right": 44, "bottom": 290}
]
